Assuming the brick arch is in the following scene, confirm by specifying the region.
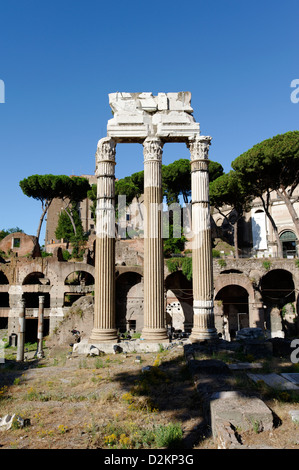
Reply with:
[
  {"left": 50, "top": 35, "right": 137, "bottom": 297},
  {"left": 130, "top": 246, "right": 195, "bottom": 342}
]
[
  {"left": 64, "top": 270, "right": 95, "bottom": 286},
  {"left": 115, "top": 266, "right": 143, "bottom": 278},
  {"left": 22, "top": 271, "right": 45, "bottom": 285},
  {"left": 51, "top": 262, "right": 95, "bottom": 284},
  {"left": 18, "top": 263, "right": 47, "bottom": 285},
  {"left": 214, "top": 273, "right": 255, "bottom": 302}
]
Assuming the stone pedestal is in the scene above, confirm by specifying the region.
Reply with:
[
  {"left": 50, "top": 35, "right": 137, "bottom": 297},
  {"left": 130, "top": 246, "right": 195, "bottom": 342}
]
[
  {"left": 141, "top": 137, "right": 168, "bottom": 342},
  {"left": 89, "top": 138, "right": 118, "bottom": 343},
  {"left": 188, "top": 136, "right": 218, "bottom": 342}
]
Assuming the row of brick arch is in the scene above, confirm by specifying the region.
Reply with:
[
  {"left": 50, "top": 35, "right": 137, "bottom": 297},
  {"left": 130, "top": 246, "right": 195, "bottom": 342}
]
[{"left": 0, "top": 266, "right": 296, "bottom": 302}]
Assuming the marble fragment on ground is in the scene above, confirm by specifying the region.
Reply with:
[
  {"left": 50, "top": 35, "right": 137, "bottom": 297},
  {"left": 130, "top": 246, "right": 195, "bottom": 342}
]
[{"left": 247, "top": 373, "right": 299, "bottom": 390}]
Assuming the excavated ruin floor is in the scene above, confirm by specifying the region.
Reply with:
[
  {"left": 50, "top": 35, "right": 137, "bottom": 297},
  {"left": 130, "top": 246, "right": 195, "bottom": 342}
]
[{"left": 0, "top": 337, "right": 299, "bottom": 451}]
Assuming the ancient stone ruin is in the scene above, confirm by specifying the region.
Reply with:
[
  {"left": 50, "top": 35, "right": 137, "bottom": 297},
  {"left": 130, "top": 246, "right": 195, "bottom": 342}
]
[{"left": 89, "top": 92, "right": 218, "bottom": 345}]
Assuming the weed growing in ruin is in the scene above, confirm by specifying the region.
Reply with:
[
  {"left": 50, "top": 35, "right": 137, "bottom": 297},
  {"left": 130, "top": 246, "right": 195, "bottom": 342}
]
[
  {"left": 58, "top": 424, "right": 69, "bottom": 434},
  {"left": 100, "top": 420, "right": 183, "bottom": 449}
]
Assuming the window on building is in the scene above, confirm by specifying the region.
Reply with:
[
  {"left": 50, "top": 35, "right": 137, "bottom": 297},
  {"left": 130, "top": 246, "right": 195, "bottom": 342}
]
[
  {"left": 13, "top": 238, "right": 20, "bottom": 248},
  {"left": 279, "top": 230, "right": 297, "bottom": 258}
]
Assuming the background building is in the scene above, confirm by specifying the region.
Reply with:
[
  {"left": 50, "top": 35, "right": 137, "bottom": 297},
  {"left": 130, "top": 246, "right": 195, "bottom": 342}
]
[{"left": 44, "top": 174, "right": 96, "bottom": 253}]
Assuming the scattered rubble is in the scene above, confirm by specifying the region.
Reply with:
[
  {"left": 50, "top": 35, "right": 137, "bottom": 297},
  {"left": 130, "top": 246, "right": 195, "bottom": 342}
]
[{"left": 0, "top": 414, "right": 30, "bottom": 431}]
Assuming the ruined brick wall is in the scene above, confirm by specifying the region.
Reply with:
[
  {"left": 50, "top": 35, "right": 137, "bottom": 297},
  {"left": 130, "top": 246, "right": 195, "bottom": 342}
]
[
  {"left": 0, "top": 232, "right": 40, "bottom": 258},
  {"left": 0, "top": 247, "right": 298, "bottom": 340}
]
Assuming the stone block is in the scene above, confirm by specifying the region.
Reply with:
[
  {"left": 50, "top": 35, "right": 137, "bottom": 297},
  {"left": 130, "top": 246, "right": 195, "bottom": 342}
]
[
  {"left": 267, "top": 338, "right": 292, "bottom": 357},
  {"left": 228, "top": 362, "right": 263, "bottom": 370},
  {"left": 215, "top": 421, "right": 243, "bottom": 449},
  {"left": 289, "top": 410, "right": 299, "bottom": 423},
  {"left": 107, "top": 92, "right": 200, "bottom": 142},
  {"left": 210, "top": 391, "right": 274, "bottom": 439},
  {"left": 236, "top": 327, "right": 265, "bottom": 341},
  {"left": 243, "top": 340, "right": 273, "bottom": 358},
  {"left": 280, "top": 373, "right": 299, "bottom": 385}
]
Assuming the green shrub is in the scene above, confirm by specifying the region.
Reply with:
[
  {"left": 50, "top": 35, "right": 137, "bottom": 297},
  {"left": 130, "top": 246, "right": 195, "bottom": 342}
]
[
  {"left": 41, "top": 251, "right": 53, "bottom": 258},
  {"left": 165, "top": 257, "right": 192, "bottom": 280},
  {"left": 62, "top": 249, "right": 71, "bottom": 261},
  {"left": 181, "top": 257, "right": 192, "bottom": 281},
  {"left": 262, "top": 260, "right": 271, "bottom": 271},
  {"left": 212, "top": 249, "right": 221, "bottom": 258},
  {"left": 218, "top": 259, "right": 227, "bottom": 268}
]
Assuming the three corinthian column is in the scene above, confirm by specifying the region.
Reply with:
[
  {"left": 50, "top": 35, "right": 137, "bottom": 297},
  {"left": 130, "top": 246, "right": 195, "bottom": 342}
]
[{"left": 89, "top": 135, "right": 217, "bottom": 344}]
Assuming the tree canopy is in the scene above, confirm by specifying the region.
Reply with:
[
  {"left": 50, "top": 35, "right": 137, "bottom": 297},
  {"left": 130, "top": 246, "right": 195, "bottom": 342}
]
[
  {"left": 162, "top": 158, "right": 223, "bottom": 205},
  {"left": 19, "top": 174, "right": 91, "bottom": 244},
  {"left": 113, "top": 158, "right": 223, "bottom": 206},
  {"left": 0, "top": 227, "right": 23, "bottom": 241},
  {"left": 209, "top": 170, "right": 252, "bottom": 257},
  {"left": 232, "top": 131, "right": 299, "bottom": 257}
]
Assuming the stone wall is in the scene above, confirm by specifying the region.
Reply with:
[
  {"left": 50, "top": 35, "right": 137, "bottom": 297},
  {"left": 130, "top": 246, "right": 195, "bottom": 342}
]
[{"left": 0, "top": 248, "right": 298, "bottom": 341}]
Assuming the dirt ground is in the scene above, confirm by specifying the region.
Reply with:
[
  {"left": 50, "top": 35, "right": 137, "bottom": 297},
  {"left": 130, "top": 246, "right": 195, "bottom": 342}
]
[{"left": 1, "top": 337, "right": 299, "bottom": 450}]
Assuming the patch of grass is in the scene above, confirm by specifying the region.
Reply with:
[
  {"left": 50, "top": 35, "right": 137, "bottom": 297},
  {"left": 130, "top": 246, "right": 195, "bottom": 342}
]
[{"left": 153, "top": 423, "right": 183, "bottom": 448}]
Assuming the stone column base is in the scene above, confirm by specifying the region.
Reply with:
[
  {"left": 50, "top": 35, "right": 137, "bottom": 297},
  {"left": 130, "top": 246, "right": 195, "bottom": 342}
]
[
  {"left": 189, "top": 327, "right": 219, "bottom": 343},
  {"left": 88, "top": 328, "right": 118, "bottom": 343},
  {"left": 141, "top": 327, "right": 169, "bottom": 343}
]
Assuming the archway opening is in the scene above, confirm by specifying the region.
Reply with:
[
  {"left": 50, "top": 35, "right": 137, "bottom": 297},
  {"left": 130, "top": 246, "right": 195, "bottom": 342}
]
[
  {"left": 65, "top": 271, "right": 94, "bottom": 286},
  {"left": 115, "top": 271, "right": 143, "bottom": 333},
  {"left": 0, "top": 293, "right": 9, "bottom": 308},
  {"left": 24, "top": 318, "right": 49, "bottom": 343},
  {"left": 63, "top": 270, "right": 95, "bottom": 306},
  {"left": 0, "top": 271, "right": 9, "bottom": 284},
  {"left": 165, "top": 271, "right": 193, "bottom": 333},
  {"left": 260, "top": 269, "right": 296, "bottom": 337},
  {"left": 215, "top": 285, "right": 249, "bottom": 339},
  {"left": 260, "top": 269, "right": 295, "bottom": 307},
  {"left": 23, "top": 272, "right": 45, "bottom": 285},
  {"left": 23, "top": 293, "right": 50, "bottom": 308},
  {"left": 0, "top": 317, "right": 8, "bottom": 329}
]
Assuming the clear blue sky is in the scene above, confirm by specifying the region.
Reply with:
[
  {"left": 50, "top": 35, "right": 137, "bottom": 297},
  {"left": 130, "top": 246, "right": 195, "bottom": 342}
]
[{"left": 0, "top": 0, "right": 298, "bottom": 244}]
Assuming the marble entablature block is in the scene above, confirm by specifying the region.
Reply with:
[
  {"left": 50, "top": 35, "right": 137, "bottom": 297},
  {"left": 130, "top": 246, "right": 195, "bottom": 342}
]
[{"left": 107, "top": 92, "right": 200, "bottom": 142}]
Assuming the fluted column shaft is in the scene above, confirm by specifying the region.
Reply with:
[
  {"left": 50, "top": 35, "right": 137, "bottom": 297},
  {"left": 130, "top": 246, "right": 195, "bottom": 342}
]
[
  {"left": 37, "top": 295, "right": 45, "bottom": 357},
  {"left": 188, "top": 136, "right": 218, "bottom": 341},
  {"left": 89, "top": 137, "right": 118, "bottom": 343},
  {"left": 141, "top": 137, "right": 168, "bottom": 342}
]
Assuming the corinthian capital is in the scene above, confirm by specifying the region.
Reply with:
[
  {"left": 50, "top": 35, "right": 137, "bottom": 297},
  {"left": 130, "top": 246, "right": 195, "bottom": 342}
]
[
  {"left": 143, "top": 136, "right": 163, "bottom": 162},
  {"left": 96, "top": 137, "right": 116, "bottom": 163},
  {"left": 188, "top": 135, "right": 212, "bottom": 161}
]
